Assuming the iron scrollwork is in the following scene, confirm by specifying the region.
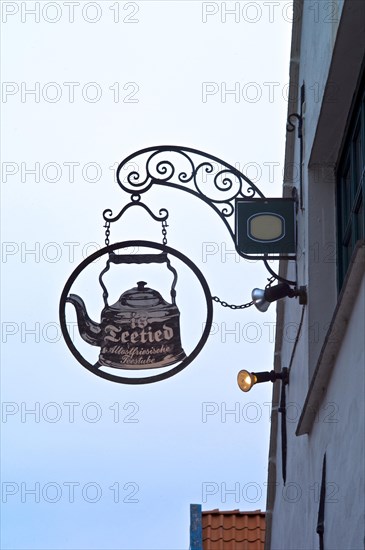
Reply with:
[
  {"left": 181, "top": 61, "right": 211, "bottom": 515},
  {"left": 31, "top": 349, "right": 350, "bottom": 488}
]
[
  {"left": 113, "top": 144, "right": 297, "bottom": 286},
  {"left": 115, "top": 145, "right": 266, "bottom": 258}
]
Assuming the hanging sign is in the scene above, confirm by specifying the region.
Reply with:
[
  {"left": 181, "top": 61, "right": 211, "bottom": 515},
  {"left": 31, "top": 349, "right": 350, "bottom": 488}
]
[
  {"left": 60, "top": 146, "right": 298, "bottom": 385},
  {"left": 235, "top": 198, "right": 296, "bottom": 254},
  {"left": 60, "top": 239, "right": 213, "bottom": 385}
]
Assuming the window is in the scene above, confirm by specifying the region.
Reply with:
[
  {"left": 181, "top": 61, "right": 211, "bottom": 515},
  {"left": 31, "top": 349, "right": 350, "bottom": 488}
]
[{"left": 336, "top": 75, "right": 365, "bottom": 290}]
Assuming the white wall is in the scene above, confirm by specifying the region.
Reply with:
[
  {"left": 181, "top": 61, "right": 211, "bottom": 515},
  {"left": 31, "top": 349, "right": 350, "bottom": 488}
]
[
  {"left": 270, "top": 276, "right": 365, "bottom": 550},
  {"left": 267, "top": 1, "right": 365, "bottom": 548}
]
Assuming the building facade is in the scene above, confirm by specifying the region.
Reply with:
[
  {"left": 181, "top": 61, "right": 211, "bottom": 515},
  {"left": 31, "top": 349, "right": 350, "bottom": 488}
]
[{"left": 265, "top": 1, "right": 365, "bottom": 549}]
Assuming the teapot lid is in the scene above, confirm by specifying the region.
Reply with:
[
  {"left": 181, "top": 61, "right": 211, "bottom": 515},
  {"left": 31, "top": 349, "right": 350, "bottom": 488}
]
[{"left": 119, "top": 281, "right": 168, "bottom": 308}]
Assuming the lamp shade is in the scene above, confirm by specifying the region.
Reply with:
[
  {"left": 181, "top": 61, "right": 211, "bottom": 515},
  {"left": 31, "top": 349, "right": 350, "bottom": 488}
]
[
  {"left": 237, "top": 370, "right": 257, "bottom": 392},
  {"left": 252, "top": 283, "right": 294, "bottom": 312},
  {"left": 251, "top": 288, "right": 270, "bottom": 312}
]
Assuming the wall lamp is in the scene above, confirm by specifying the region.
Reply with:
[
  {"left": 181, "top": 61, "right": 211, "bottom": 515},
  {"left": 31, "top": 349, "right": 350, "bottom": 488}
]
[
  {"left": 237, "top": 367, "right": 289, "bottom": 392},
  {"left": 251, "top": 283, "right": 307, "bottom": 312},
  {"left": 237, "top": 366, "right": 290, "bottom": 484}
]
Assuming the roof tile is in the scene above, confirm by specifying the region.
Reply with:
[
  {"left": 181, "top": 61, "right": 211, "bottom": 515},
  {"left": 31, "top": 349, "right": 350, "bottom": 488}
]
[{"left": 202, "top": 509, "right": 265, "bottom": 550}]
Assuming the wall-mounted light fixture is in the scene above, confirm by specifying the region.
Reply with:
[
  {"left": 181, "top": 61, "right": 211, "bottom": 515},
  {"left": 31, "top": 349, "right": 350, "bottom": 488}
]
[
  {"left": 237, "top": 367, "right": 289, "bottom": 392},
  {"left": 251, "top": 283, "right": 307, "bottom": 312},
  {"left": 237, "top": 366, "right": 290, "bottom": 484}
]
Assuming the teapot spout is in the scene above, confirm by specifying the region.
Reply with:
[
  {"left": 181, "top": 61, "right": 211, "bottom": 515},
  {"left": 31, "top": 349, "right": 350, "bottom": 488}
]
[{"left": 66, "top": 294, "right": 102, "bottom": 346}]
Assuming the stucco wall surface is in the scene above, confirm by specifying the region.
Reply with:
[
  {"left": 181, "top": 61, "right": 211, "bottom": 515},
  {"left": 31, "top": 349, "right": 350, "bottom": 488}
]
[
  {"left": 298, "top": 0, "right": 344, "bottom": 158},
  {"left": 267, "top": 2, "right": 365, "bottom": 548},
  {"left": 299, "top": 0, "right": 347, "bottom": 376},
  {"left": 270, "top": 275, "right": 365, "bottom": 550}
]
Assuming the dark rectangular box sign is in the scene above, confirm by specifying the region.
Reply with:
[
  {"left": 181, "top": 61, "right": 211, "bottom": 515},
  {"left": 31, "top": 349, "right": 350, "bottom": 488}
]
[{"left": 235, "top": 198, "right": 296, "bottom": 254}]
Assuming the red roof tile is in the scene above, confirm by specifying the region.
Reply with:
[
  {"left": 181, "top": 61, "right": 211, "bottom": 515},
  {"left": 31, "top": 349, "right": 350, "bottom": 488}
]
[{"left": 202, "top": 509, "right": 265, "bottom": 550}]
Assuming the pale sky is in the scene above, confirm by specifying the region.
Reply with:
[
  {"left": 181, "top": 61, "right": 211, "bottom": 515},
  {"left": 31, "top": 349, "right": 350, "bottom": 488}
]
[{"left": 1, "top": 1, "right": 293, "bottom": 548}]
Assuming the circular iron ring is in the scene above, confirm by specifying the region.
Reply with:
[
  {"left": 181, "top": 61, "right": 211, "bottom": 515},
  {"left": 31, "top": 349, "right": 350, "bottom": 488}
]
[{"left": 59, "top": 240, "right": 213, "bottom": 384}]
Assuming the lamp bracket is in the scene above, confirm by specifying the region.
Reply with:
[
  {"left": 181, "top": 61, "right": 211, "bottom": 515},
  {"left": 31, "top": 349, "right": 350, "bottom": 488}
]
[
  {"left": 269, "top": 368, "right": 289, "bottom": 386},
  {"left": 280, "top": 367, "right": 289, "bottom": 385},
  {"left": 263, "top": 259, "right": 296, "bottom": 286},
  {"left": 297, "top": 286, "right": 307, "bottom": 305}
]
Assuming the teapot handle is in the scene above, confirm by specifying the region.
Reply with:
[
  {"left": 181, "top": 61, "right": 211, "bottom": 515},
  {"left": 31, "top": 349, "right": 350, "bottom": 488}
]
[
  {"left": 99, "top": 252, "right": 178, "bottom": 306},
  {"left": 108, "top": 252, "right": 168, "bottom": 265}
]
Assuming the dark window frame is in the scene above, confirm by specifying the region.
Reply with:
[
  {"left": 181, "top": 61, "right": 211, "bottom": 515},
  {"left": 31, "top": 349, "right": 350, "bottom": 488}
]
[{"left": 336, "top": 73, "right": 365, "bottom": 290}]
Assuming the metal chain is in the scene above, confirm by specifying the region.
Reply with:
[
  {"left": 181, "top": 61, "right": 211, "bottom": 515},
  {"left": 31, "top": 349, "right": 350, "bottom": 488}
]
[
  {"left": 161, "top": 220, "right": 168, "bottom": 245},
  {"left": 104, "top": 221, "right": 111, "bottom": 247},
  {"left": 103, "top": 211, "right": 168, "bottom": 248},
  {"left": 213, "top": 276, "right": 274, "bottom": 310},
  {"left": 212, "top": 296, "right": 254, "bottom": 310}
]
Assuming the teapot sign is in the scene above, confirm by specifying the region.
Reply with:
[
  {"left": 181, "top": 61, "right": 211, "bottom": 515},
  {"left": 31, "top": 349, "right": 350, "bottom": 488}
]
[
  {"left": 67, "top": 280, "right": 186, "bottom": 370},
  {"left": 59, "top": 193, "right": 212, "bottom": 384},
  {"left": 60, "top": 240, "right": 213, "bottom": 385}
]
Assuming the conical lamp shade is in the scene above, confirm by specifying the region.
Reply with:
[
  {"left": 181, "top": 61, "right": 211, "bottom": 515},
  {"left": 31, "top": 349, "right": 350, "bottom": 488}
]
[
  {"left": 237, "top": 370, "right": 258, "bottom": 392},
  {"left": 251, "top": 288, "right": 270, "bottom": 312}
]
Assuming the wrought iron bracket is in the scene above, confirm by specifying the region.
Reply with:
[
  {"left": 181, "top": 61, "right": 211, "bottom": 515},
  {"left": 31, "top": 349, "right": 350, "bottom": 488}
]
[
  {"left": 103, "top": 199, "right": 168, "bottom": 226},
  {"left": 113, "top": 145, "right": 299, "bottom": 286},
  {"left": 286, "top": 83, "right": 305, "bottom": 210},
  {"left": 286, "top": 113, "right": 303, "bottom": 138}
]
